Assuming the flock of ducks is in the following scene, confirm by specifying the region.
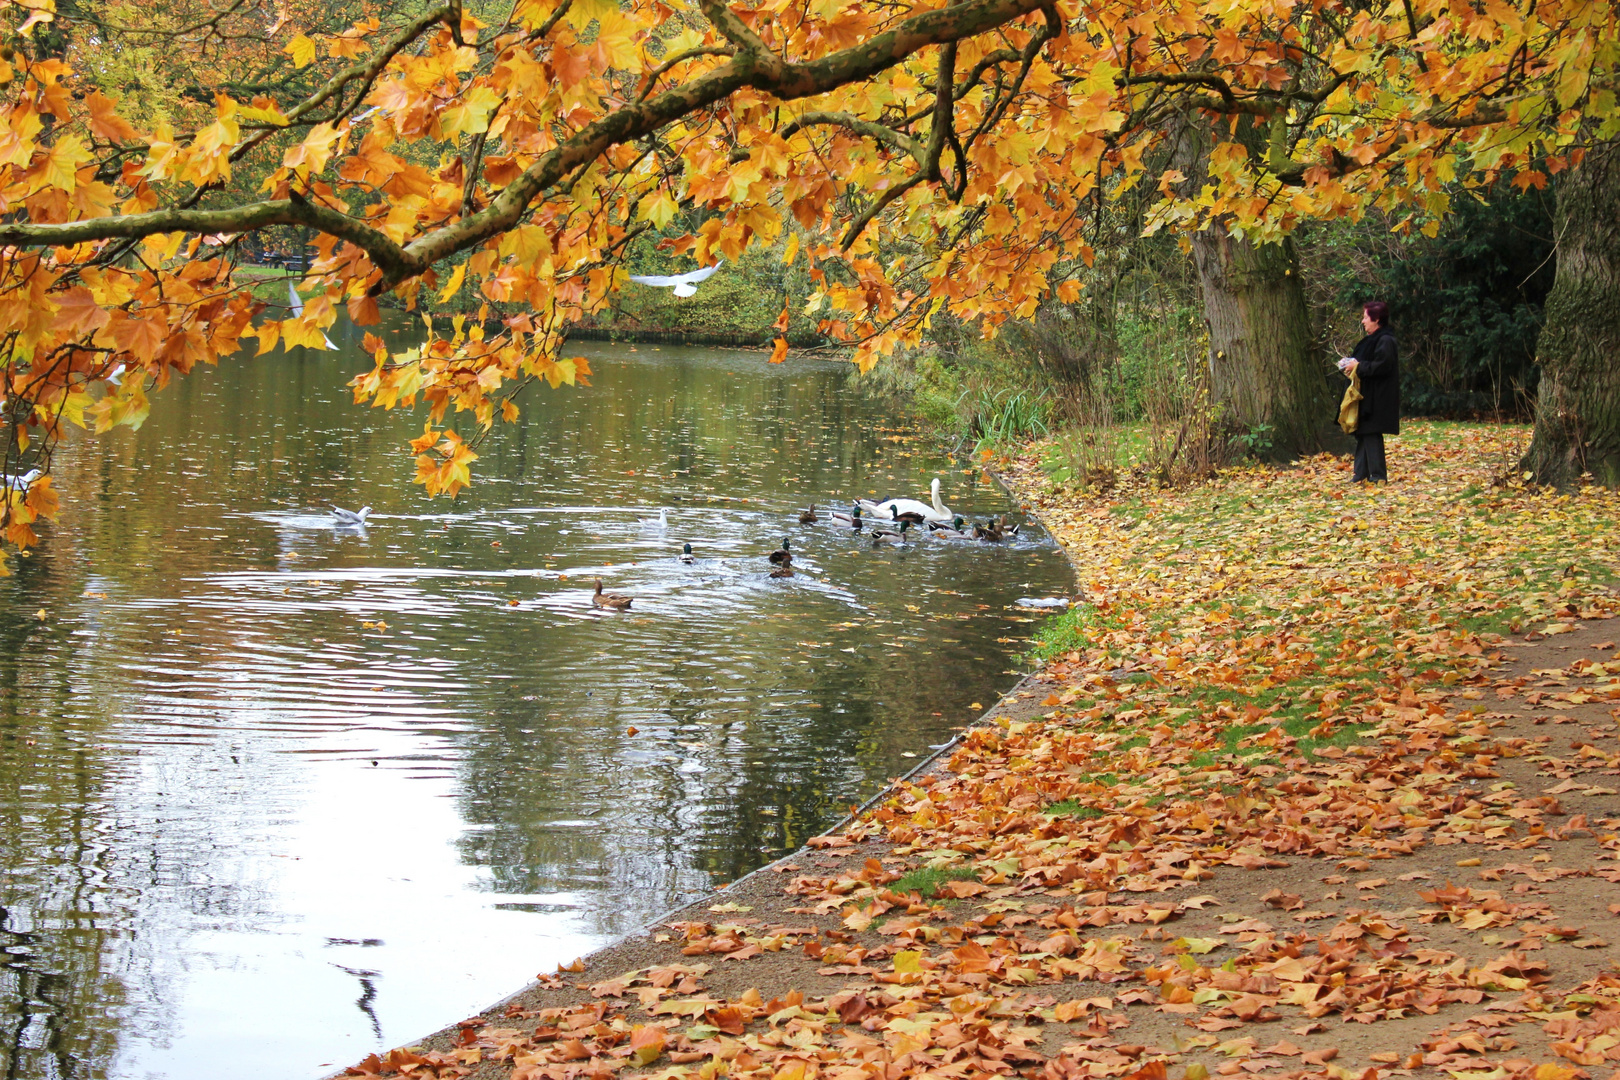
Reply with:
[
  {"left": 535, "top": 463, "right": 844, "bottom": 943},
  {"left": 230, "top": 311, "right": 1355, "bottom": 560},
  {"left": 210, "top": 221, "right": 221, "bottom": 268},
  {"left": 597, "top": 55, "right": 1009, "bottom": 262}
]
[
  {"left": 593, "top": 477, "right": 1021, "bottom": 611},
  {"left": 334, "top": 478, "right": 1021, "bottom": 615}
]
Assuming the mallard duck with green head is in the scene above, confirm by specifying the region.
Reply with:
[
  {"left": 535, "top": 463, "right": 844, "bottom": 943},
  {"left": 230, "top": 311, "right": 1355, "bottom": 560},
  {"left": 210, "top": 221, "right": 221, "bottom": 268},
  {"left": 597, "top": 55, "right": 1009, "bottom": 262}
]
[
  {"left": 871, "top": 520, "right": 911, "bottom": 546},
  {"left": 830, "top": 504, "right": 862, "bottom": 528}
]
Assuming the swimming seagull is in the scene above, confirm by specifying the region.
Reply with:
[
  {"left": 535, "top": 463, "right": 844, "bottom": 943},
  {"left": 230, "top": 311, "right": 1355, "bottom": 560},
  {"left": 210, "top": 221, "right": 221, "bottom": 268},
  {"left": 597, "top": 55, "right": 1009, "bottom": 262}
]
[
  {"left": 627, "top": 262, "right": 722, "bottom": 298},
  {"left": 287, "top": 282, "right": 339, "bottom": 350},
  {"left": 331, "top": 505, "right": 371, "bottom": 526},
  {"left": 7, "top": 467, "right": 42, "bottom": 493}
]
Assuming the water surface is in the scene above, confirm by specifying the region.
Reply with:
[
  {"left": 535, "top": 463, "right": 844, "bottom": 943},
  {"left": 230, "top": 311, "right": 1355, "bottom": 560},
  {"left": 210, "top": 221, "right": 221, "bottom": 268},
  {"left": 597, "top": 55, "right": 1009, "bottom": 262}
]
[{"left": 0, "top": 324, "right": 1073, "bottom": 1079}]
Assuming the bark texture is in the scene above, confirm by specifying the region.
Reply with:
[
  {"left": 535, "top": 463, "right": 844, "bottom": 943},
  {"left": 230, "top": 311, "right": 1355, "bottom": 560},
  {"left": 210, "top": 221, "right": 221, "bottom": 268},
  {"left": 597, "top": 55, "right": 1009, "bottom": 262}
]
[
  {"left": 1174, "top": 117, "right": 1342, "bottom": 460},
  {"left": 1191, "top": 226, "right": 1339, "bottom": 457},
  {"left": 1522, "top": 140, "right": 1620, "bottom": 486}
]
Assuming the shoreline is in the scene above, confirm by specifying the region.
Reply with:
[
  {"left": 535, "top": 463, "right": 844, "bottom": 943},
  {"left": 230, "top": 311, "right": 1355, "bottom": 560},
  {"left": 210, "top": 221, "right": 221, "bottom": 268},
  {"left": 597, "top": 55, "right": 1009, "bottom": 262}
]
[
  {"left": 340, "top": 671, "right": 1064, "bottom": 1079},
  {"left": 333, "top": 461, "right": 1075, "bottom": 1076},
  {"left": 335, "top": 426, "right": 1620, "bottom": 1080}
]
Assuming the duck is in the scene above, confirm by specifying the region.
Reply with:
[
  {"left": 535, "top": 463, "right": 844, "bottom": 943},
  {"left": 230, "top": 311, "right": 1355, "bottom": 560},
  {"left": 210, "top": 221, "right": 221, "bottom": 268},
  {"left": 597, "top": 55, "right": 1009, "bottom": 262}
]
[
  {"left": 830, "top": 505, "right": 863, "bottom": 528},
  {"left": 680, "top": 542, "right": 696, "bottom": 563},
  {"left": 768, "top": 538, "right": 793, "bottom": 566},
  {"left": 769, "top": 565, "right": 795, "bottom": 579},
  {"left": 871, "top": 520, "right": 911, "bottom": 546},
  {"left": 799, "top": 504, "right": 819, "bottom": 525},
  {"left": 1000, "top": 515, "right": 1022, "bottom": 537},
  {"left": 974, "top": 520, "right": 1004, "bottom": 543},
  {"left": 592, "top": 578, "right": 633, "bottom": 610},
  {"left": 928, "top": 515, "right": 970, "bottom": 539},
  {"left": 331, "top": 504, "right": 371, "bottom": 526}
]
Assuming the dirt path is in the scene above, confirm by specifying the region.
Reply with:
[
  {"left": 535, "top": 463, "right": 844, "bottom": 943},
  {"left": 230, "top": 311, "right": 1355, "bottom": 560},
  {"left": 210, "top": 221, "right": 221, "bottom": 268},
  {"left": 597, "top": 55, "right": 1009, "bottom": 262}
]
[{"left": 346, "top": 617, "right": 1617, "bottom": 1080}]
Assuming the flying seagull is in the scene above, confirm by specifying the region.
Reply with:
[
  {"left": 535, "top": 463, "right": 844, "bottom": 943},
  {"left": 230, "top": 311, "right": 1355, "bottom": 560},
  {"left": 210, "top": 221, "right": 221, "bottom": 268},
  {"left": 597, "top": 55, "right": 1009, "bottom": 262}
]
[
  {"left": 288, "top": 282, "right": 339, "bottom": 350},
  {"left": 627, "top": 262, "right": 722, "bottom": 298}
]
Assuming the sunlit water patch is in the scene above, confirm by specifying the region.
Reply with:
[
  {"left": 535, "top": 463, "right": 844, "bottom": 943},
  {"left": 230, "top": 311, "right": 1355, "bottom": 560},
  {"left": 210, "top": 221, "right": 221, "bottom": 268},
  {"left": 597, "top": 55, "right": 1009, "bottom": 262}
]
[{"left": 0, "top": 328, "right": 1072, "bottom": 1079}]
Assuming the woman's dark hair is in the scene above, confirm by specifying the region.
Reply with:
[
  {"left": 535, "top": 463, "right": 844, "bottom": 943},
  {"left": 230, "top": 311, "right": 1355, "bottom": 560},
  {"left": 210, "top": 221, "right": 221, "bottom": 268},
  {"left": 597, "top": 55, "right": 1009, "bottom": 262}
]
[{"left": 1363, "top": 300, "right": 1390, "bottom": 327}]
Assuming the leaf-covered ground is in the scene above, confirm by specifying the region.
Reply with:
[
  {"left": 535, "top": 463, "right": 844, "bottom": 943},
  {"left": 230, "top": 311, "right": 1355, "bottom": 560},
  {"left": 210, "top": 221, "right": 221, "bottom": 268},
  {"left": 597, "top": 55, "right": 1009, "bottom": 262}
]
[{"left": 356, "top": 424, "right": 1620, "bottom": 1080}]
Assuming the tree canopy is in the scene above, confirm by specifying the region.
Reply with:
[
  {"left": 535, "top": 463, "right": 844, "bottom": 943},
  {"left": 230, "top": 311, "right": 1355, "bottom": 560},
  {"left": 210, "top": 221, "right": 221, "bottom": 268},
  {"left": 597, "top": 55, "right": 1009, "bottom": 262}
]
[{"left": 0, "top": 0, "right": 1612, "bottom": 552}]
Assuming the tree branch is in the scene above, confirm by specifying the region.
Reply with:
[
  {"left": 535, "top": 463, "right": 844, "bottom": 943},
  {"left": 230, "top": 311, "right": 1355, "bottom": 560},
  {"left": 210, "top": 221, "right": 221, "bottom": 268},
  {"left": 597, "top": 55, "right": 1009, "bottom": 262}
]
[
  {"left": 780, "top": 110, "right": 924, "bottom": 161},
  {"left": 0, "top": 0, "right": 1053, "bottom": 292},
  {"left": 0, "top": 199, "right": 414, "bottom": 283},
  {"left": 394, "top": 0, "right": 1054, "bottom": 285},
  {"left": 639, "top": 45, "right": 738, "bottom": 100}
]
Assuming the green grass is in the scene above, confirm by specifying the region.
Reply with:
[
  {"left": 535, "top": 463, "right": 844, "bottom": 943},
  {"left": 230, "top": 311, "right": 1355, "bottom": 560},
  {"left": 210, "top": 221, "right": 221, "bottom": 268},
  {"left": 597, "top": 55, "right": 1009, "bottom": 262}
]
[
  {"left": 892, "top": 865, "right": 982, "bottom": 898},
  {"left": 1040, "top": 423, "right": 1155, "bottom": 485},
  {"left": 1045, "top": 800, "right": 1105, "bottom": 818},
  {"left": 1294, "top": 721, "right": 1377, "bottom": 759},
  {"left": 233, "top": 264, "right": 300, "bottom": 304},
  {"left": 959, "top": 385, "right": 1052, "bottom": 450}
]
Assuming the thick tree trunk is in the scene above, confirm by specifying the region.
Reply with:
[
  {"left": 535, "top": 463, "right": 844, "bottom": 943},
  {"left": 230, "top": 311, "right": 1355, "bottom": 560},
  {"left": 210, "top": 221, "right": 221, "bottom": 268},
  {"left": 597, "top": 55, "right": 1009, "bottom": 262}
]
[
  {"left": 1173, "top": 117, "right": 1342, "bottom": 460},
  {"left": 1191, "top": 227, "right": 1340, "bottom": 458},
  {"left": 1522, "top": 140, "right": 1620, "bottom": 486}
]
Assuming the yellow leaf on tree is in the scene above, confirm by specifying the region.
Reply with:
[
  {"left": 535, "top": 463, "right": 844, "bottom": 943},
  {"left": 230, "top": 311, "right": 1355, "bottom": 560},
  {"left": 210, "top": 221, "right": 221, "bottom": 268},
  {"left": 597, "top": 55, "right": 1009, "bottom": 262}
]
[
  {"left": 285, "top": 34, "right": 317, "bottom": 68},
  {"left": 641, "top": 190, "right": 678, "bottom": 230},
  {"left": 41, "top": 135, "right": 91, "bottom": 192},
  {"left": 439, "top": 86, "right": 503, "bottom": 138},
  {"left": 436, "top": 262, "right": 467, "bottom": 304}
]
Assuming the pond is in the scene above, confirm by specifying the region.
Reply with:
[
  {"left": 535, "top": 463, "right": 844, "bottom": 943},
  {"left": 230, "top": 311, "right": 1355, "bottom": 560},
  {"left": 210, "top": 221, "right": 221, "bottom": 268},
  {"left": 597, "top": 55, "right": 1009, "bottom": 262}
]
[{"left": 0, "top": 320, "right": 1074, "bottom": 1079}]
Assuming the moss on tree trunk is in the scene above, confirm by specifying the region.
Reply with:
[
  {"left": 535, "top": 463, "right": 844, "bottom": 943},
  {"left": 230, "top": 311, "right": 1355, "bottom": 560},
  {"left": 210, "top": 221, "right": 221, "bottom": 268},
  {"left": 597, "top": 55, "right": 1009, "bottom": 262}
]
[
  {"left": 1523, "top": 140, "right": 1620, "bottom": 486},
  {"left": 1191, "top": 226, "right": 1340, "bottom": 458},
  {"left": 1174, "top": 116, "right": 1342, "bottom": 460}
]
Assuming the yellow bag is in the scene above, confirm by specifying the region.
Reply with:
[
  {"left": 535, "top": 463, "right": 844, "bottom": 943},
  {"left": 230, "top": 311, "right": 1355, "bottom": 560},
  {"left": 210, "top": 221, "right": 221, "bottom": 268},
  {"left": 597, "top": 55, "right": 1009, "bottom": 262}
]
[{"left": 1338, "top": 370, "right": 1362, "bottom": 435}]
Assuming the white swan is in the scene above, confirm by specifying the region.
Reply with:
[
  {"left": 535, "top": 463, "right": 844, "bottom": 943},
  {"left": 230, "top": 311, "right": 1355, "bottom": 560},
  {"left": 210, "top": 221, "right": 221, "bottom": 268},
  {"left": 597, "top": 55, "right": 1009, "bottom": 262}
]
[
  {"left": 868, "top": 478, "right": 953, "bottom": 523},
  {"left": 331, "top": 504, "right": 371, "bottom": 525}
]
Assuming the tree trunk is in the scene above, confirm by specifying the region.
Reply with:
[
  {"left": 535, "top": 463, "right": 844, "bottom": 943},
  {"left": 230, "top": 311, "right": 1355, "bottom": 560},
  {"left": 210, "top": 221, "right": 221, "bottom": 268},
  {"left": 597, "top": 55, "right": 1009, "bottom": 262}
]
[
  {"left": 1522, "top": 140, "right": 1620, "bottom": 486},
  {"left": 1190, "top": 227, "right": 1341, "bottom": 457},
  {"left": 1173, "top": 118, "right": 1343, "bottom": 460}
]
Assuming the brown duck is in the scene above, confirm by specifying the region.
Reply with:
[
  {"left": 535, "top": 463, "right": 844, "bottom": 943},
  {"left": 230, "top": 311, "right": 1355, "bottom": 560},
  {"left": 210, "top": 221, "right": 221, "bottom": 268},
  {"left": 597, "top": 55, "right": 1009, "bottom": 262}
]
[{"left": 591, "top": 578, "right": 633, "bottom": 610}]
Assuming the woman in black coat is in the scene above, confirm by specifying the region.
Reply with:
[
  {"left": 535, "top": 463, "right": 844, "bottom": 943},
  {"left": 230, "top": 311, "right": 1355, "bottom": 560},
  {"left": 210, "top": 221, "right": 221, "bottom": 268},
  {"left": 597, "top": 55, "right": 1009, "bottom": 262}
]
[{"left": 1344, "top": 300, "right": 1399, "bottom": 482}]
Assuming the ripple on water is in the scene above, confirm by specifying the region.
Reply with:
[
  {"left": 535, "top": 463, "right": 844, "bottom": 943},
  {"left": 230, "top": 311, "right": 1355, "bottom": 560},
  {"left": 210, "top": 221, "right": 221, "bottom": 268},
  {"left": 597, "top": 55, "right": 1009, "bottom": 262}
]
[{"left": 0, "top": 333, "right": 1072, "bottom": 1080}]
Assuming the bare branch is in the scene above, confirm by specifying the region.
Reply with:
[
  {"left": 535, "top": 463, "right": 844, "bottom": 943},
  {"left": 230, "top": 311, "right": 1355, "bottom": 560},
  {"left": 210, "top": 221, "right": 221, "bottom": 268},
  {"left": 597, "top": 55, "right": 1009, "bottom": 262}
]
[{"left": 639, "top": 45, "right": 738, "bottom": 100}]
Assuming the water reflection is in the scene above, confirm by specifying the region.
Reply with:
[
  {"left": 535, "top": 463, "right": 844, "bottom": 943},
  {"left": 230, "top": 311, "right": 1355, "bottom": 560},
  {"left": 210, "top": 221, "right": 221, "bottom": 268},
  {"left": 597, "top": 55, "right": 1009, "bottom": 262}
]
[{"left": 0, "top": 323, "right": 1072, "bottom": 1079}]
